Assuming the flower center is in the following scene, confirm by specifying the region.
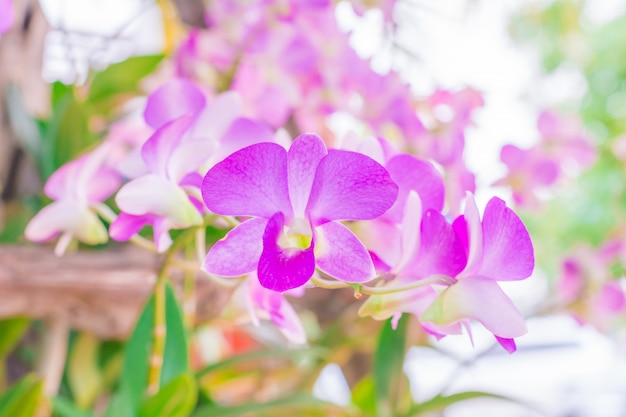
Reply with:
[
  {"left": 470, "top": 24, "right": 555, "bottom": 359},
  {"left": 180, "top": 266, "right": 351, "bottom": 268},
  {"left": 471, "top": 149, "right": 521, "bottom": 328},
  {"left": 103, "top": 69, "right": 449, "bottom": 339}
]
[{"left": 278, "top": 217, "right": 312, "bottom": 250}]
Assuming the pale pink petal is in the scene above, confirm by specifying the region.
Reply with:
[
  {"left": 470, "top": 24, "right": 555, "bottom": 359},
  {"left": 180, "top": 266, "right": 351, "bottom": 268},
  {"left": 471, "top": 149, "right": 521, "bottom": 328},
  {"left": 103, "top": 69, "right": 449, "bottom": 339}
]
[
  {"left": 141, "top": 116, "right": 195, "bottom": 178},
  {"left": 306, "top": 150, "right": 398, "bottom": 224},
  {"left": 460, "top": 193, "right": 482, "bottom": 276},
  {"left": 193, "top": 91, "right": 242, "bottom": 140},
  {"left": 116, "top": 175, "right": 202, "bottom": 227},
  {"left": 212, "top": 118, "right": 275, "bottom": 164},
  {"left": 25, "top": 200, "right": 107, "bottom": 245},
  {"left": 384, "top": 154, "right": 444, "bottom": 223},
  {"left": 258, "top": 212, "right": 316, "bottom": 292},
  {"left": 352, "top": 219, "right": 401, "bottom": 269},
  {"left": 477, "top": 197, "right": 534, "bottom": 281},
  {"left": 558, "top": 259, "right": 583, "bottom": 302},
  {"left": 202, "top": 142, "right": 293, "bottom": 218},
  {"left": 596, "top": 283, "right": 626, "bottom": 314},
  {"left": 314, "top": 221, "right": 375, "bottom": 283},
  {"left": 167, "top": 138, "right": 218, "bottom": 183},
  {"left": 249, "top": 276, "right": 306, "bottom": 344},
  {"left": 144, "top": 79, "right": 206, "bottom": 129},
  {"left": 153, "top": 217, "right": 174, "bottom": 253},
  {"left": 421, "top": 276, "right": 527, "bottom": 339},
  {"left": 85, "top": 166, "right": 121, "bottom": 203},
  {"left": 203, "top": 218, "right": 267, "bottom": 277},
  {"left": 287, "top": 133, "right": 327, "bottom": 218},
  {"left": 393, "top": 191, "right": 422, "bottom": 274}
]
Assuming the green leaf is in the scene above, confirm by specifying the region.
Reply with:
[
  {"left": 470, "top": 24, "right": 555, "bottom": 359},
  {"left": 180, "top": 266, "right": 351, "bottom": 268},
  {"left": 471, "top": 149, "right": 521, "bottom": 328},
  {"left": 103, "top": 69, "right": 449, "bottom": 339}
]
[
  {"left": 406, "top": 391, "right": 527, "bottom": 416},
  {"left": 0, "top": 317, "right": 30, "bottom": 357},
  {"left": 105, "top": 283, "right": 189, "bottom": 416},
  {"left": 0, "top": 374, "right": 44, "bottom": 417},
  {"left": 68, "top": 333, "right": 102, "bottom": 409},
  {"left": 138, "top": 373, "right": 197, "bottom": 417},
  {"left": 374, "top": 315, "right": 408, "bottom": 417},
  {"left": 191, "top": 394, "right": 340, "bottom": 417},
  {"left": 161, "top": 283, "right": 189, "bottom": 386},
  {"left": 52, "top": 396, "right": 94, "bottom": 417},
  {"left": 195, "top": 347, "right": 329, "bottom": 378},
  {"left": 350, "top": 376, "right": 376, "bottom": 414},
  {"left": 88, "top": 55, "right": 164, "bottom": 105}
]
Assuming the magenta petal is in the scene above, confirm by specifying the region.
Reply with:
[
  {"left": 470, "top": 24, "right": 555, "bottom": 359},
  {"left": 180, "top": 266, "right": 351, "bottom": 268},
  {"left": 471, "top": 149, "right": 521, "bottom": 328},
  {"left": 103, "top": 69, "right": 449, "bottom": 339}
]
[
  {"left": 141, "top": 116, "right": 195, "bottom": 177},
  {"left": 203, "top": 218, "right": 267, "bottom": 276},
  {"left": 144, "top": 79, "right": 206, "bottom": 129},
  {"left": 202, "top": 142, "right": 293, "bottom": 218},
  {"left": 394, "top": 191, "right": 422, "bottom": 274},
  {"left": 495, "top": 336, "right": 517, "bottom": 354},
  {"left": 385, "top": 154, "right": 445, "bottom": 223},
  {"left": 477, "top": 197, "right": 534, "bottom": 281},
  {"left": 315, "top": 221, "right": 375, "bottom": 283},
  {"left": 258, "top": 213, "right": 315, "bottom": 292},
  {"left": 288, "top": 134, "right": 327, "bottom": 218},
  {"left": 406, "top": 209, "right": 467, "bottom": 279},
  {"left": 306, "top": 150, "right": 399, "bottom": 223},
  {"left": 109, "top": 213, "right": 152, "bottom": 241}
]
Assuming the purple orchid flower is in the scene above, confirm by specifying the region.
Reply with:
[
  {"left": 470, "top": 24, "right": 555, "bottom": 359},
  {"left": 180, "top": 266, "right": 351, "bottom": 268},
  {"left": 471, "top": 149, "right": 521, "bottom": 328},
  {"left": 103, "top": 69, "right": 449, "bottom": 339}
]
[
  {"left": 421, "top": 194, "right": 534, "bottom": 352},
  {"left": 201, "top": 133, "right": 399, "bottom": 292},
  {"left": 110, "top": 80, "right": 275, "bottom": 251}
]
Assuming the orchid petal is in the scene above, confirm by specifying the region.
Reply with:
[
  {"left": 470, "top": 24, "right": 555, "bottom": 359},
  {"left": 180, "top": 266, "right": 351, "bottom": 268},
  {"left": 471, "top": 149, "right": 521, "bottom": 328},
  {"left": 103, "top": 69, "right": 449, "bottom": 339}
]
[
  {"left": 406, "top": 209, "right": 467, "bottom": 279},
  {"left": 0, "top": 0, "right": 13, "bottom": 34},
  {"left": 144, "top": 79, "right": 206, "bottom": 129},
  {"left": 153, "top": 217, "right": 174, "bottom": 253},
  {"left": 384, "top": 154, "right": 445, "bottom": 223},
  {"left": 116, "top": 175, "right": 202, "bottom": 227},
  {"left": 193, "top": 91, "right": 243, "bottom": 140},
  {"left": 216, "top": 117, "right": 275, "bottom": 158},
  {"left": 352, "top": 219, "right": 401, "bottom": 269},
  {"left": 141, "top": 115, "right": 195, "bottom": 178},
  {"left": 421, "top": 276, "right": 527, "bottom": 339},
  {"left": 203, "top": 218, "right": 267, "bottom": 276},
  {"left": 306, "top": 150, "right": 398, "bottom": 224},
  {"left": 288, "top": 134, "right": 327, "bottom": 218},
  {"left": 460, "top": 193, "right": 482, "bottom": 276},
  {"left": 258, "top": 212, "right": 315, "bottom": 292},
  {"left": 477, "top": 197, "right": 534, "bottom": 281},
  {"left": 394, "top": 191, "right": 422, "bottom": 274},
  {"left": 314, "top": 222, "right": 375, "bottom": 283},
  {"left": 25, "top": 200, "right": 107, "bottom": 245},
  {"left": 202, "top": 142, "right": 293, "bottom": 218},
  {"left": 495, "top": 336, "right": 517, "bottom": 354},
  {"left": 167, "top": 138, "right": 218, "bottom": 182},
  {"left": 249, "top": 277, "right": 306, "bottom": 344},
  {"left": 109, "top": 213, "right": 153, "bottom": 241}
]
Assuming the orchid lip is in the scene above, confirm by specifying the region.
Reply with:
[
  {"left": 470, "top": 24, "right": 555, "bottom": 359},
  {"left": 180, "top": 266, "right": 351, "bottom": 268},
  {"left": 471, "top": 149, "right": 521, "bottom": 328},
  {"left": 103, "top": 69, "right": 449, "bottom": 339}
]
[{"left": 277, "top": 217, "right": 313, "bottom": 250}]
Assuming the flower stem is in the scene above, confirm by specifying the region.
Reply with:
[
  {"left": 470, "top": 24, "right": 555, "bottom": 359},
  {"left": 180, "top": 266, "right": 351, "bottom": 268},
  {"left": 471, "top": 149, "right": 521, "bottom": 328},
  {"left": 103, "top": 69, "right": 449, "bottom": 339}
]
[
  {"left": 147, "top": 265, "right": 168, "bottom": 395},
  {"left": 311, "top": 272, "right": 455, "bottom": 295}
]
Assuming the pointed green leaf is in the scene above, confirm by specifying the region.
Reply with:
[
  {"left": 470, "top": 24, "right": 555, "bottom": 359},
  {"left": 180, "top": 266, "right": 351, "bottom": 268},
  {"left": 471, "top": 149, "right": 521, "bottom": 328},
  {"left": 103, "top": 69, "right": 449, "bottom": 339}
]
[
  {"left": 105, "top": 282, "right": 189, "bottom": 416},
  {"left": 138, "top": 373, "right": 197, "bottom": 417},
  {"left": 0, "top": 374, "right": 44, "bottom": 417},
  {"left": 0, "top": 317, "right": 30, "bottom": 357},
  {"left": 374, "top": 315, "right": 408, "bottom": 417},
  {"left": 406, "top": 391, "right": 530, "bottom": 416},
  {"left": 88, "top": 55, "right": 164, "bottom": 105},
  {"left": 191, "top": 394, "right": 341, "bottom": 417}
]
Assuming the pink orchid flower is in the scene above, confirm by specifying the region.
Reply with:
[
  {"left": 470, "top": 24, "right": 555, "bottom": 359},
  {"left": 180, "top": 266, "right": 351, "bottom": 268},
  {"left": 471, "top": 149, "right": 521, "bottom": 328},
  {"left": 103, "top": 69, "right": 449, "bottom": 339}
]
[
  {"left": 202, "top": 133, "right": 399, "bottom": 292},
  {"left": 111, "top": 80, "right": 275, "bottom": 252},
  {"left": 25, "top": 144, "right": 120, "bottom": 255},
  {"left": 421, "top": 194, "right": 534, "bottom": 353},
  {"left": 245, "top": 273, "right": 307, "bottom": 345},
  {"left": 0, "top": 0, "right": 13, "bottom": 35},
  {"left": 358, "top": 191, "right": 468, "bottom": 338}
]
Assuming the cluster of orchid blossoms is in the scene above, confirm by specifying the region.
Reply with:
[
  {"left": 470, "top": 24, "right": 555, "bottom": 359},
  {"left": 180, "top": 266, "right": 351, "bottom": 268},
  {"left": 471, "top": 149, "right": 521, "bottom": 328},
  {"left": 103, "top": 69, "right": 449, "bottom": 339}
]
[
  {"left": 495, "top": 110, "right": 597, "bottom": 208},
  {"left": 25, "top": 76, "right": 535, "bottom": 353}
]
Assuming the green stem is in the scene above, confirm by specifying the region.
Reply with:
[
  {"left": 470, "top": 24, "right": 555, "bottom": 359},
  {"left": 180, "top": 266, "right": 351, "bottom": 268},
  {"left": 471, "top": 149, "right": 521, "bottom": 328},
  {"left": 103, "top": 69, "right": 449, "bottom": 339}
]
[{"left": 311, "top": 273, "right": 455, "bottom": 295}]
